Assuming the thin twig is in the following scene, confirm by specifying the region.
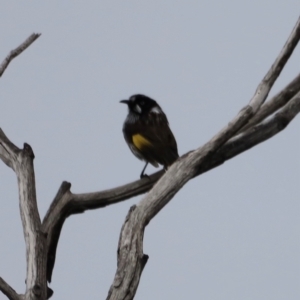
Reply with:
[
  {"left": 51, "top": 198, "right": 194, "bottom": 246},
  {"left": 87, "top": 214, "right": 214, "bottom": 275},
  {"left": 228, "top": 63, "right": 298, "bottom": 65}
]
[
  {"left": 239, "top": 72, "right": 300, "bottom": 132},
  {"left": 247, "top": 16, "right": 300, "bottom": 112},
  {"left": 0, "top": 33, "right": 41, "bottom": 77}
]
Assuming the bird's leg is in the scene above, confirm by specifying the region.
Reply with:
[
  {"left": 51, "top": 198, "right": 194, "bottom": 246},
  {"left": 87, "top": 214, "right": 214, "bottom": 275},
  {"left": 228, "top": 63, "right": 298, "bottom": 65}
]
[{"left": 140, "top": 162, "right": 149, "bottom": 179}]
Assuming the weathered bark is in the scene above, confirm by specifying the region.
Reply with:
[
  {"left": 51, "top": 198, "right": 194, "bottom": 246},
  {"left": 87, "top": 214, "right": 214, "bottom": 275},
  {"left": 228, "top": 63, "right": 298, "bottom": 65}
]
[
  {"left": 0, "top": 134, "right": 47, "bottom": 300},
  {"left": 239, "top": 72, "right": 300, "bottom": 133},
  {"left": 0, "top": 277, "right": 21, "bottom": 300},
  {"left": 0, "top": 33, "right": 48, "bottom": 300},
  {"left": 0, "top": 33, "right": 40, "bottom": 78}
]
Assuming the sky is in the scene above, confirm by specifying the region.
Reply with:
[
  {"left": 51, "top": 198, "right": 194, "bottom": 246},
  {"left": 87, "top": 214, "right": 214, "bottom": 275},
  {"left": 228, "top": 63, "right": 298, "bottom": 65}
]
[{"left": 0, "top": 1, "right": 299, "bottom": 300}]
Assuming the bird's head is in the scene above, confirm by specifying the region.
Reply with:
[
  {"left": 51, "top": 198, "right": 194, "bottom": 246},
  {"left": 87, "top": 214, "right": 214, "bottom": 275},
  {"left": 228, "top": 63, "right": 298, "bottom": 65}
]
[{"left": 120, "top": 94, "right": 162, "bottom": 115}]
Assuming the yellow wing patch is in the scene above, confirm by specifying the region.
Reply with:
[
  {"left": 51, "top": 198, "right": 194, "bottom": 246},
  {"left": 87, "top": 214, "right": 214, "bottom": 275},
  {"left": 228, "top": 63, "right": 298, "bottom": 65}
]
[{"left": 132, "top": 134, "right": 152, "bottom": 150}]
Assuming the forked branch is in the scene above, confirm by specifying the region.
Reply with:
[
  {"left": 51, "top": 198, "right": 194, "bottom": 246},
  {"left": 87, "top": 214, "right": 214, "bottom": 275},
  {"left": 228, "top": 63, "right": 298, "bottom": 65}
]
[
  {"left": 105, "top": 17, "right": 300, "bottom": 299},
  {"left": 0, "top": 130, "right": 48, "bottom": 300},
  {"left": 239, "top": 72, "right": 300, "bottom": 132},
  {"left": 107, "top": 92, "right": 300, "bottom": 300},
  {"left": 0, "top": 34, "right": 47, "bottom": 300},
  {"left": 42, "top": 77, "right": 300, "bottom": 283}
]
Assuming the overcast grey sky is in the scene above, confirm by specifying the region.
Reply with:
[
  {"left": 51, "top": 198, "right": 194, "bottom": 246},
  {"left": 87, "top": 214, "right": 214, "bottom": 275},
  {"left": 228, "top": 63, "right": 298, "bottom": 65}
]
[{"left": 0, "top": 1, "right": 299, "bottom": 300}]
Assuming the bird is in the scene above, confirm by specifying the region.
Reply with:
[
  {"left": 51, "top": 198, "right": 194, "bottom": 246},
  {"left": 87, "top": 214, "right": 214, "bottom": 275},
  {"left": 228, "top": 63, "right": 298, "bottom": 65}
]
[{"left": 120, "top": 94, "right": 178, "bottom": 178}]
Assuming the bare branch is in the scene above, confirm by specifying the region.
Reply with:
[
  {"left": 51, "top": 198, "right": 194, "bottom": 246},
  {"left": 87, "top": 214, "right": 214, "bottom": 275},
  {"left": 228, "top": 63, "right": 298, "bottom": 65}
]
[
  {"left": 240, "top": 72, "right": 300, "bottom": 132},
  {"left": 0, "top": 129, "right": 20, "bottom": 170},
  {"left": 16, "top": 144, "right": 47, "bottom": 300},
  {"left": 42, "top": 88, "right": 300, "bottom": 284},
  {"left": 105, "top": 91, "right": 300, "bottom": 300},
  {"left": 247, "top": 16, "right": 300, "bottom": 112},
  {"left": 0, "top": 132, "right": 47, "bottom": 299},
  {"left": 0, "top": 277, "right": 21, "bottom": 300},
  {"left": 0, "top": 33, "right": 41, "bottom": 78},
  {"left": 42, "top": 173, "right": 162, "bottom": 282},
  {"left": 207, "top": 90, "right": 300, "bottom": 172},
  {"left": 0, "top": 33, "right": 49, "bottom": 299},
  {"left": 106, "top": 18, "right": 300, "bottom": 299}
]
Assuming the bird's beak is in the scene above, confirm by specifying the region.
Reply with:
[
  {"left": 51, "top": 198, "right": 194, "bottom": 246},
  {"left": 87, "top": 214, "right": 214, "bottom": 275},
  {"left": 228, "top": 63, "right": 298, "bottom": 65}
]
[{"left": 120, "top": 100, "right": 129, "bottom": 104}]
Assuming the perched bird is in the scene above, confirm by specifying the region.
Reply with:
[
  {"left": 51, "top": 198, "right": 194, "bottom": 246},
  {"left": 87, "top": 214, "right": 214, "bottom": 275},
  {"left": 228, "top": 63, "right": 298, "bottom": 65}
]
[{"left": 120, "top": 94, "right": 178, "bottom": 178}]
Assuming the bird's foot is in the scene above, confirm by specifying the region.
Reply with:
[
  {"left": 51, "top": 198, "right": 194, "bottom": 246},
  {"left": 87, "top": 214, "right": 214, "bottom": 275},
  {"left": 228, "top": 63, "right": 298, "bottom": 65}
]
[{"left": 140, "top": 173, "right": 150, "bottom": 179}]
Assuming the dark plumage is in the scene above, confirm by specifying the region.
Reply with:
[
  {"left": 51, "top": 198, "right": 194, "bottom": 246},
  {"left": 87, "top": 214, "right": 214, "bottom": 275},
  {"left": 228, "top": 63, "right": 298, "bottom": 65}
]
[{"left": 120, "top": 94, "right": 178, "bottom": 178}]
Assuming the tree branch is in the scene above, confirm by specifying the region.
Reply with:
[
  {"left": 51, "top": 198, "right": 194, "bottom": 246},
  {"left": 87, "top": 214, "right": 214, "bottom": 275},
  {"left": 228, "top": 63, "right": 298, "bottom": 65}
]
[
  {"left": 105, "top": 17, "right": 300, "bottom": 299},
  {"left": 0, "top": 129, "right": 20, "bottom": 170},
  {"left": 40, "top": 15, "right": 300, "bottom": 289},
  {"left": 0, "top": 131, "right": 47, "bottom": 300},
  {"left": 105, "top": 89, "right": 300, "bottom": 300},
  {"left": 239, "top": 72, "right": 300, "bottom": 132},
  {"left": 0, "top": 33, "right": 41, "bottom": 78},
  {"left": 0, "top": 277, "right": 21, "bottom": 300},
  {"left": 246, "top": 16, "right": 300, "bottom": 111},
  {"left": 42, "top": 82, "right": 300, "bottom": 285},
  {"left": 208, "top": 90, "right": 300, "bottom": 172},
  {"left": 0, "top": 33, "right": 48, "bottom": 299}
]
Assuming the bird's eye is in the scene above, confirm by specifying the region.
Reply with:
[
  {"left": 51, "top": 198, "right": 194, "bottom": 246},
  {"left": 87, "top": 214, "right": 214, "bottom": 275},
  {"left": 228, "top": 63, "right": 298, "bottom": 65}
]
[{"left": 134, "top": 104, "right": 142, "bottom": 114}]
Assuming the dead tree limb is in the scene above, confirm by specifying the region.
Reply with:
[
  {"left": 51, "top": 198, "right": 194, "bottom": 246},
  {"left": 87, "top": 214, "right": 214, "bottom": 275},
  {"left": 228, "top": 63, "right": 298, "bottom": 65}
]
[
  {"left": 0, "top": 33, "right": 40, "bottom": 78},
  {"left": 0, "top": 34, "right": 48, "bottom": 300},
  {"left": 239, "top": 72, "right": 300, "bottom": 132},
  {"left": 105, "top": 91, "right": 300, "bottom": 300},
  {"left": 0, "top": 131, "right": 48, "bottom": 300},
  {"left": 42, "top": 80, "right": 300, "bottom": 283},
  {"left": 105, "top": 17, "right": 300, "bottom": 300},
  {"left": 0, "top": 277, "right": 21, "bottom": 300}
]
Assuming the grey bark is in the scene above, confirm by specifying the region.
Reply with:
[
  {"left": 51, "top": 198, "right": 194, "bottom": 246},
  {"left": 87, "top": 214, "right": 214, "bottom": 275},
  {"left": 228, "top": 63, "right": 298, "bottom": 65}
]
[
  {"left": 239, "top": 72, "right": 300, "bottom": 133},
  {"left": 0, "top": 277, "right": 21, "bottom": 300},
  {"left": 0, "top": 33, "right": 40, "bottom": 78},
  {"left": 0, "top": 135, "right": 47, "bottom": 300}
]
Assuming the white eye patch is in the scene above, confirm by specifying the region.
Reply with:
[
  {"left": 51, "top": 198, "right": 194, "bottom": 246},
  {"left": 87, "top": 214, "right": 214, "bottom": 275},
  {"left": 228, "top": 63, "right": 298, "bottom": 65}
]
[
  {"left": 133, "top": 104, "right": 142, "bottom": 113},
  {"left": 150, "top": 106, "right": 162, "bottom": 114}
]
